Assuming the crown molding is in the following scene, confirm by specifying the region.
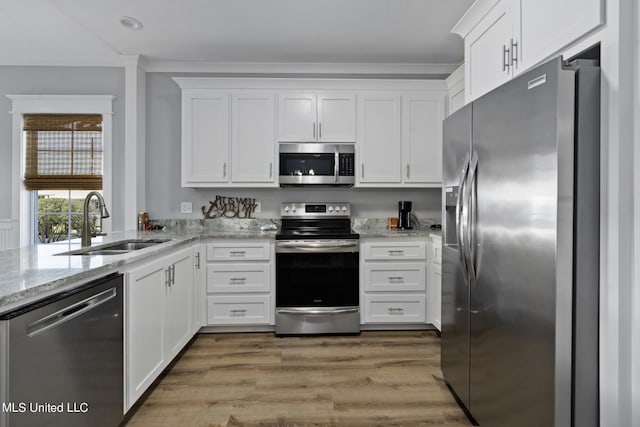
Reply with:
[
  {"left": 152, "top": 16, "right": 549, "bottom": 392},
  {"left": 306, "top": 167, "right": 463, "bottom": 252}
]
[
  {"left": 142, "top": 60, "right": 459, "bottom": 76},
  {"left": 451, "top": 0, "right": 501, "bottom": 38}
]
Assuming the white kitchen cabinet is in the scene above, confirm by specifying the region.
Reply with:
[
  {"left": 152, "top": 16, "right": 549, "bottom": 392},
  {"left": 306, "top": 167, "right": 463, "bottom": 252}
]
[
  {"left": 463, "top": 0, "right": 520, "bottom": 101},
  {"left": 519, "top": 0, "right": 603, "bottom": 71},
  {"left": 402, "top": 93, "right": 445, "bottom": 184},
  {"left": 177, "top": 85, "right": 277, "bottom": 187},
  {"left": 163, "top": 247, "right": 195, "bottom": 361},
  {"left": 180, "top": 90, "right": 229, "bottom": 185},
  {"left": 454, "top": 0, "right": 603, "bottom": 103},
  {"left": 426, "top": 235, "right": 442, "bottom": 331},
  {"left": 231, "top": 91, "right": 277, "bottom": 183},
  {"left": 446, "top": 64, "right": 465, "bottom": 116},
  {"left": 278, "top": 92, "right": 356, "bottom": 142},
  {"left": 205, "top": 239, "right": 274, "bottom": 327},
  {"left": 361, "top": 239, "right": 427, "bottom": 325},
  {"left": 357, "top": 92, "right": 402, "bottom": 184},
  {"left": 125, "top": 246, "right": 196, "bottom": 409},
  {"left": 357, "top": 91, "right": 445, "bottom": 187}
]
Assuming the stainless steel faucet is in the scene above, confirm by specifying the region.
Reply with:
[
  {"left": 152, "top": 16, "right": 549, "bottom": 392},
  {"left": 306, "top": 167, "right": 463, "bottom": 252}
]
[{"left": 81, "top": 191, "right": 110, "bottom": 247}]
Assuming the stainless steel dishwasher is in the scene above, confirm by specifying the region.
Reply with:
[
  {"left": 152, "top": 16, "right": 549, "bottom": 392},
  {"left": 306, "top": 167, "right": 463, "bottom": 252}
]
[{"left": 0, "top": 272, "right": 123, "bottom": 427}]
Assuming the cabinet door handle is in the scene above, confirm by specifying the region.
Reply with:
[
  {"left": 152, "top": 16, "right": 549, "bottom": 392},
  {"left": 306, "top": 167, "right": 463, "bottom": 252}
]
[
  {"left": 313, "top": 122, "right": 316, "bottom": 139},
  {"left": 361, "top": 164, "right": 365, "bottom": 179},
  {"left": 388, "top": 276, "right": 405, "bottom": 282},
  {"left": 165, "top": 267, "right": 171, "bottom": 287},
  {"left": 230, "top": 309, "right": 247, "bottom": 316},
  {"left": 171, "top": 265, "right": 176, "bottom": 285},
  {"left": 195, "top": 252, "right": 201, "bottom": 269},
  {"left": 229, "top": 277, "right": 247, "bottom": 283},
  {"left": 388, "top": 307, "right": 405, "bottom": 314},
  {"left": 502, "top": 44, "right": 511, "bottom": 72},
  {"left": 406, "top": 163, "right": 410, "bottom": 179},
  {"left": 269, "top": 162, "right": 273, "bottom": 179},
  {"left": 511, "top": 38, "right": 518, "bottom": 67},
  {"left": 319, "top": 122, "right": 322, "bottom": 139},
  {"left": 229, "top": 251, "right": 246, "bottom": 257},
  {"left": 388, "top": 250, "right": 405, "bottom": 256},
  {"left": 223, "top": 162, "right": 227, "bottom": 178}
]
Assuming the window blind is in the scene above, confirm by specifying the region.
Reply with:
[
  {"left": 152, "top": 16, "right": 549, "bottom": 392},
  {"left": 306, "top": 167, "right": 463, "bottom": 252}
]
[{"left": 23, "top": 114, "right": 103, "bottom": 190}]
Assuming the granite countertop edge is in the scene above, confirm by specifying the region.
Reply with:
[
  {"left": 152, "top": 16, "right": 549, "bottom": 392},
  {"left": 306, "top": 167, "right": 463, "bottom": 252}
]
[{"left": 0, "top": 221, "right": 440, "bottom": 314}]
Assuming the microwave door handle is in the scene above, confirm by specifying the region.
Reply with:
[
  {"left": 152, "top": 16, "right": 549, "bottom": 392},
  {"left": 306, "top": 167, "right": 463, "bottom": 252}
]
[{"left": 335, "top": 148, "right": 339, "bottom": 182}]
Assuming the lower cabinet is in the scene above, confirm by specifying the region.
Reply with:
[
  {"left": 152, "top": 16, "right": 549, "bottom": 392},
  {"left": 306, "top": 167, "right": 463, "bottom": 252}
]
[
  {"left": 204, "top": 239, "right": 274, "bottom": 327},
  {"left": 426, "top": 235, "right": 442, "bottom": 331},
  {"left": 361, "top": 239, "right": 427, "bottom": 325},
  {"left": 125, "top": 246, "right": 195, "bottom": 409}
]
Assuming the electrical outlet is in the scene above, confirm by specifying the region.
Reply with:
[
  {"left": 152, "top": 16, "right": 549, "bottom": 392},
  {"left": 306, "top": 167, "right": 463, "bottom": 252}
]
[
  {"left": 254, "top": 201, "right": 261, "bottom": 213},
  {"left": 181, "top": 202, "right": 193, "bottom": 214}
]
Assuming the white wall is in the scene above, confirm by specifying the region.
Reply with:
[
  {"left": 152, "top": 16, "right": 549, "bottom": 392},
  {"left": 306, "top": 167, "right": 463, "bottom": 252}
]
[
  {"left": 0, "top": 66, "right": 126, "bottom": 231},
  {"left": 145, "top": 72, "right": 443, "bottom": 222}
]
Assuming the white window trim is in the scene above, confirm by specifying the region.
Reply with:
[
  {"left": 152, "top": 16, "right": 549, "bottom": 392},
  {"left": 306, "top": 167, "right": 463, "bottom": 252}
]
[{"left": 7, "top": 95, "right": 115, "bottom": 247}]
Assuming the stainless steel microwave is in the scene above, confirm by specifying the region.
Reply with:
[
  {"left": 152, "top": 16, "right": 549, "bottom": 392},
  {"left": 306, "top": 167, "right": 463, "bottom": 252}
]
[{"left": 279, "top": 143, "right": 355, "bottom": 187}]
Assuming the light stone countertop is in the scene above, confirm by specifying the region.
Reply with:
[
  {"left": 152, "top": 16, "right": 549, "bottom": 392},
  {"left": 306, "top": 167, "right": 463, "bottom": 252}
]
[
  {"left": 0, "top": 226, "right": 276, "bottom": 316},
  {"left": 0, "top": 217, "right": 442, "bottom": 315}
]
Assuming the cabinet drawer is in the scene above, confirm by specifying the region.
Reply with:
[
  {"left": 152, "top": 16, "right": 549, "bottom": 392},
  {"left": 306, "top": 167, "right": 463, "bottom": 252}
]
[
  {"left": 364, "top": 263, "right": 426, "bottom": 292},
  {"left": 206, "top": 295, "right": 272, "bottom": 325},
  {"left": 363, "top": 294, "right": 426, "bottom": 323},
  {"left": 207, "top": 263, "right": 271, "bottom": 293},
  {"left": 206, "top": 242, "right": 271, "bottom": 261},
  {"left": 363, "top": 241, "right": 426, "bottom": 260}
]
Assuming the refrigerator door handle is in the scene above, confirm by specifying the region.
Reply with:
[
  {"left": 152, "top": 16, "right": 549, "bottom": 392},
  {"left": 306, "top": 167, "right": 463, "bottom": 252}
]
[
  {"left": 456, "top": 154, "right": 470, "bottom": 282},
  {"left": 466, "top": 152, "right": 479, "bottom": 285}
]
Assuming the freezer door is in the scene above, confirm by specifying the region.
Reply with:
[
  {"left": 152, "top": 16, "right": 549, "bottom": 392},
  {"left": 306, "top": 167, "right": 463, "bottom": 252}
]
[
  {"left": 441, "top": 104, "right": 472, "bottom": 410},
  {"left": 469, "top": 58, "right": 576, "bottom": 427}
]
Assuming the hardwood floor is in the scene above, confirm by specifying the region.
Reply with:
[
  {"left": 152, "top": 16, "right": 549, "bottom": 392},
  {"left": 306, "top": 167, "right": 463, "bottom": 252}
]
[{"left": 125, "top": 331, "right": 473, "bottom": 427}]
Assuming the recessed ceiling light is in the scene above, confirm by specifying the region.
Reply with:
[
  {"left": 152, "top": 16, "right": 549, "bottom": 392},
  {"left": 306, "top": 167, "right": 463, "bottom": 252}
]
[{"left": 119, "top": 16, "right": 143, "bottom": 30}]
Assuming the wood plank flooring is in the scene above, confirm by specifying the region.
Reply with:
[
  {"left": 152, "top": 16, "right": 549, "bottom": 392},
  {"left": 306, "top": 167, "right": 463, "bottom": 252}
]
[{"left": 124, "top": 331, "right": 473, "bottom": 427}]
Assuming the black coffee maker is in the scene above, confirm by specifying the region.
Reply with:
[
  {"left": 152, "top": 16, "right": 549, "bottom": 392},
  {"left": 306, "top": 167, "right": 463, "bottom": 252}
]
[{"left": 398, "top": 201, "right": 412, "bottom": 230}]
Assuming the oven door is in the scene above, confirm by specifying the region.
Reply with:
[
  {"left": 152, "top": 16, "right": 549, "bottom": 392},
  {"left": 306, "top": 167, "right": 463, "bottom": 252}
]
[{"left": 275, "top": 240, "right": 359, "bottom": 308}]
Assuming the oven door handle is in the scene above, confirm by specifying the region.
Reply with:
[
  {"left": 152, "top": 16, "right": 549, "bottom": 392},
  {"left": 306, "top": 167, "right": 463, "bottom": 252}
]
[
  {"left": 276, "top": 240, "right": 359, "bottom": 253},
  {"left": 276, "top": 307, "right": 359, "bottom": 315}
]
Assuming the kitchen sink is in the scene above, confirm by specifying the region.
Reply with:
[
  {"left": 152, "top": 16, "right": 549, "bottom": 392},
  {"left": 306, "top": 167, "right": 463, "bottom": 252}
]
[{"left": 55, "top": 238, "right": 171, "bottom": 256}]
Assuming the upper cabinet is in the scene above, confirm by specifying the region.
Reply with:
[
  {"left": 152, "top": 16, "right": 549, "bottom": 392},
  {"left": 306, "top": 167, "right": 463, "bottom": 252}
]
[
  {"left": 175, "top": 79, "right": 446, "bottom": 188},
  {"left": 453, "top": 0, "right": 604, "bottom": 102},
  {"left": 358, "top": 93, "right": 402, "bottom": 184},
  {"left": 175, "top": 80, "right": 278, "bottom": 188},
  {"left": 231, "top": 91, "right": 276, "bottom": 183},
  {"left": 278, "top": 92, "right": 356, "bottom": 142},
  {"left": 180, "top": 90, "right": 230, "bottom": 185},
  {"left": 402, "top": 93, "right": 445, "bottom": 184},
  {"left": 358, "top": 91, "right": 445, "bottom": 187},
  {"left": 457, "top": 0, "right": 521, "bottom": 101}
]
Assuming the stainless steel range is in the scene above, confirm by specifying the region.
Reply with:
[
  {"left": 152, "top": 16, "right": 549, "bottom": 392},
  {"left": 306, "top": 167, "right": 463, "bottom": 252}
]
[{"left": 275, "top": 202, "right": 360, "bottom": 335}]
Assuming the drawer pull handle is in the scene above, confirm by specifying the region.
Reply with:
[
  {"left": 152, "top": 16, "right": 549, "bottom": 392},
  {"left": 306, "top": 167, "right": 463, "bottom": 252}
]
[
  {"left": 388, "top": 307, "right": 405, "bottom": 314},
  {"left": 387, "top": 276, "right": 405, "bottom": 282},
  {"left": 387, "top": 250, "right": 405, "bottom": 256},
  {"left": 229, "top": 251, "right": 246, "bottom": 256},
  {"left": 229, "top": 277, "right": 247, "bottom": 283},
  {"left": 230, "top": 309, "right": 247, "bottom": 316}
]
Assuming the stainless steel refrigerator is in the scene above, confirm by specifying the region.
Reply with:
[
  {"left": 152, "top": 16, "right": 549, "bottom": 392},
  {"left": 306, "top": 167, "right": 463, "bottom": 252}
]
[{"left": 441, "top": 56, "right": 600, "bottom": 426}]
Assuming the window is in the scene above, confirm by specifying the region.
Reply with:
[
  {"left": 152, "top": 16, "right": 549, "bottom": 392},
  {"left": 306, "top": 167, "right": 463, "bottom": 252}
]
[
  {"left": 22, "top": 114, "right": 104, "bottom": 245},
  {"left": 8, "top": 95, "right": 114, "bottom": 248}
]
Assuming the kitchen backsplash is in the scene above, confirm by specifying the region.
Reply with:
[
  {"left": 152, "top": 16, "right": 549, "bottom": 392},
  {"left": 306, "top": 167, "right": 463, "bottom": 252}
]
[{"left": 146, "top": 187, "right": 442, "bottom": 222}]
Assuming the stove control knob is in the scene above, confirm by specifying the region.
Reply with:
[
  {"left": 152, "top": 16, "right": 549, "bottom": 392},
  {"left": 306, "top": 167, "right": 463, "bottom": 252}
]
[
  {"left": 284, "top": 206, "right": 290, "bottom": 213},
  {"left": 341, "top": 206, "right": 348, "bottom": 213},
  {"left": 291, "top": 206, "right": 297, "bottom": 213},
  {"left": 328, "top": 206, "right": 334, "bottom": 212}
]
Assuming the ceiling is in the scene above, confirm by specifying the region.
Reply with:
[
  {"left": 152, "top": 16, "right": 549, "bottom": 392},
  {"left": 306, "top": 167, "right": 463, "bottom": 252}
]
[{"left": 0, "top": 0, "right": 473, "bottom": 71}]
